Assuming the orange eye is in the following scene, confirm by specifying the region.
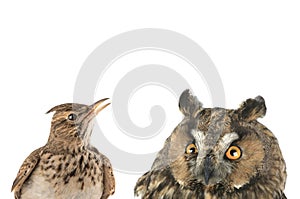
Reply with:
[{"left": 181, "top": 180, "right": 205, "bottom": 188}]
[
  {"left": 225, "top": 146, "right": 242, "bottom": 160},
  {"left": 186, "top": 143, "right": 198, "bottom": 154}
]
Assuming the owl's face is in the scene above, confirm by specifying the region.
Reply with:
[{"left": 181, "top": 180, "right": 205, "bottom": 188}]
[
  {"left": 167, "top": 108, "right": 265, "bottom": 189},
  {"left": 144, "top": 90, "right": 286, "bottom": 198}
]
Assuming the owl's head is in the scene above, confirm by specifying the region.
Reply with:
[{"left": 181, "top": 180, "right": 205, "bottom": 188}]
[{"left": 152, "top": 90, "right": 286, "bottom": 194}]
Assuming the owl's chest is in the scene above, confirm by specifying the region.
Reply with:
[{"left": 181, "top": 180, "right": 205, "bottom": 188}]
[{"left": 21, "top": 152, "right": 104, "bottom": 199}]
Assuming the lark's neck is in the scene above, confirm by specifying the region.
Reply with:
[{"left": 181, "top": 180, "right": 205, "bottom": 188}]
[{"left": 47, "top": 139, "right": 85, "bottom": 154}]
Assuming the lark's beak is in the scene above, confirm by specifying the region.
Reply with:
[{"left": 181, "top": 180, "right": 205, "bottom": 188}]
[
  {"left": 84, "top": 98, "right": 110, "bottom": 121},
  {"left": 82, "top": 98, "right": 110, "bottom": 122},
  {"left": 79, "top": 98, "right": 110, "bottom": 140},
  {"left": 90, "top": 98, "right": 111, "bottom": 115}
]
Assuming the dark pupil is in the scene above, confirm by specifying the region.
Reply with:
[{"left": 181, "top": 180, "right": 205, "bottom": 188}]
[
  {"left": 189, "top": 147, "right": 195, "bottom": 153},
  {"left": 230, "top": 149, "right": 237, "bottom": 156},
  {"left": 68, "top": 113, "right": 77, "bottom": 121}
]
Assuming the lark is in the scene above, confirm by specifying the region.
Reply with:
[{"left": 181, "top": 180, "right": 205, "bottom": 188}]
[{"left": 11, "top": 98, "right": 115, "bottom": 199}]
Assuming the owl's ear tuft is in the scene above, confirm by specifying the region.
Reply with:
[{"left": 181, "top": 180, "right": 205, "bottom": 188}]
[
  {"left": 237, "top": 96, "right": 266, "bottom": 121},
  {"left": 179, "top": 89, "right": 203, "bottom": 117}
]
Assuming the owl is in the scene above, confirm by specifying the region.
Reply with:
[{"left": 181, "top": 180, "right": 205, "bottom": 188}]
[{"left": 135, "top": 90, "right": 287, "bottom": 199}]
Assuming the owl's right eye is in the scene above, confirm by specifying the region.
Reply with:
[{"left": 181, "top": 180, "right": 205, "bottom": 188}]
[{"left": 186, "top": 143, "right": 198, "bottom": 154}]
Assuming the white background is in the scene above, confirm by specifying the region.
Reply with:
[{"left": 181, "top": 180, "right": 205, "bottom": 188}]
[{"left": 1, "top": 1, "right": 299, "bottom": 198}]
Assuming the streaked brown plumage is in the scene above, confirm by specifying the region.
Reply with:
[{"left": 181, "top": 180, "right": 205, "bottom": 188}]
[
  {"left": 12, "top": 98, "right": 115, "bottom": 199},
  {"left": 135, "top": 90, "right": 287, "bottom": 199}
]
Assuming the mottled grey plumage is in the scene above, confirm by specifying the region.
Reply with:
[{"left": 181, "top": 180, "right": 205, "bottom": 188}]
[
  {"left": 12, "top": 98, "right": 115, "bottom": 199},
  {"left": 135, "top": 90, "right": 287, "bottom": 199}
]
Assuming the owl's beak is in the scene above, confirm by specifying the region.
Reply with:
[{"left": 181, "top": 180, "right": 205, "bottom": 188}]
[{"left": 204, "top": 154, "right": 214, "bottom": 185}]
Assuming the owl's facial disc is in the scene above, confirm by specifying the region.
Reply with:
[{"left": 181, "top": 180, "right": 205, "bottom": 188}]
[{"left": 191, "top": 131, "right": 241, "bottom": 186}]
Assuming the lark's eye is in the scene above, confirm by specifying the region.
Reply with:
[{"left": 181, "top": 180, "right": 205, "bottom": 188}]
[
  {"left": 68, "top": 113, "right": 77, "bottom": 121},
  {"left": 186, "top": 143, "right": 198, "bottom": 154},
  {"left": 225, "top": 145, "right": 242, "bottom": 160}
]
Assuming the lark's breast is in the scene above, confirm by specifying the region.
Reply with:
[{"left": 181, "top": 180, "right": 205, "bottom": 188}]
[{"left": 21, "top": 152, "right": 104, "bottom": 199}]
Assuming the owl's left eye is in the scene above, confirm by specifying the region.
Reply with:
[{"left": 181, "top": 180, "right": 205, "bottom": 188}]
[
  {"left": 186, "top": 143, "right": 198, "bottom": 154},
  {"left": 225, "top": 145, "right": 242, "bottom": 160}
]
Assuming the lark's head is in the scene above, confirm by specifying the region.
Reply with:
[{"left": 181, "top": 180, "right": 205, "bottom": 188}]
[{"left": 46, "top": 98, "right": 110, "bottom": 145}]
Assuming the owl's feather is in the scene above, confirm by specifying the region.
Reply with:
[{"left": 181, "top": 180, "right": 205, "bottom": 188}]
[
  {"left": 179, "top": 89, "right": 203, "bottom": 117},
  {"left": 236, "top": 96, "right": 266, "bottom": 121}
]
